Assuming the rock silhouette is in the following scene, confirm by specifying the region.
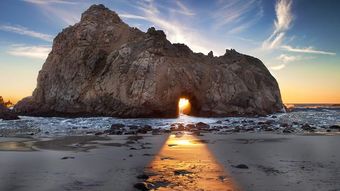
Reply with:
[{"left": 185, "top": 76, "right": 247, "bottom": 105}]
[
  {"left": 14, "top": 4, "right": 283, "bottom": 117},
  {"left": 0, "top": 96, "right": 19, "bottom": 120}
]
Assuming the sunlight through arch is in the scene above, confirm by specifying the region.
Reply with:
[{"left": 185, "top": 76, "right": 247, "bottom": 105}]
[{"left": 178, "top": 98, "right": 191, "bottom": 115}]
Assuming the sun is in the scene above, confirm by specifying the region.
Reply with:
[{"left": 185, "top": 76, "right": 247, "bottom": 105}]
[{"left": 178, "top": 98, "right": 191, "bottom": 115}]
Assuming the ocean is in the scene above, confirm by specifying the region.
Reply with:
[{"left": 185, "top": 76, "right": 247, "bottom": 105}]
[{"left": 1, "top": 104, "right": 339, "bottom": 137}]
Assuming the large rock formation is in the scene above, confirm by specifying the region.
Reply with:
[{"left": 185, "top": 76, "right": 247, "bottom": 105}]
[{"left": 14, "top": 4, "right": 283, "bottom": 117}]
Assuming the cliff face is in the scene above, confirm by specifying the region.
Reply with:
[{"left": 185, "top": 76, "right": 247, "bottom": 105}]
[{"left": 14, "top": 4, "right": 283, "bottom": 117}]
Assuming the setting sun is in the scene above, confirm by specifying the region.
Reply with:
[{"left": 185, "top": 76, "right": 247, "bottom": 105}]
[{"left": 178, "top": 98, "right": 191, "bottom": 115}]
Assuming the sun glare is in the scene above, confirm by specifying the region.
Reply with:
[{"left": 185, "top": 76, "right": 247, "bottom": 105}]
[{"left": 178, "top": 98, "right": 191, "bottom": 114}]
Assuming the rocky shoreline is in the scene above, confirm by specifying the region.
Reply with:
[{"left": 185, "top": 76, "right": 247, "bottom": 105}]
[
  {"left": 95, "top": 120, "right": 340, "bottom": 138},
  {"left": 1, "top": 115, "right": 339, "bottom": 138}
]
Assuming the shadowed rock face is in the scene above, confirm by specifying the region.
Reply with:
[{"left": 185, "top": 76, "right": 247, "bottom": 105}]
[{"left": 14, "top": 4, "right": 283, "bottom": 118}]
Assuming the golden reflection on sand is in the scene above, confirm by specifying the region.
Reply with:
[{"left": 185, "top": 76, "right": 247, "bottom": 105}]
[
  {"left": 0, "top": 141, "right": 34, "bottom": 151},
  {"left": 145, "top": 132, "right": 239, "bottom": 191}
]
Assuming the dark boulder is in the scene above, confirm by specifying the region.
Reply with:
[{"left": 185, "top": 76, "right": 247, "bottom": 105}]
[
  {"left": 111, "top": 123, "right": 125, "bottom": 129},
  {"left": 196, "top": 122, "right": 210, "bottom": 129},
  {"left": 134, "top": 182, "right": 152, "bottom": 191},
  {"left": 329, "top": 125, "right": 340, "bottom": 130},
  {"left": 233, "top": 164, "right": 249, "bottom": 169},
  {"left": 0, "top": 103, "right": 19, "bottom": 120},
  {"left": 283, "top": 127, "right": 295, "bottom": 133},
  {"left": 301, "top": 123, "right": 316, "bottom": 131}
]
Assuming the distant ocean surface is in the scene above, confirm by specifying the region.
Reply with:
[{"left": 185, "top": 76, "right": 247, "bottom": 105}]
[
  {"left": 1, "top": 104, "right": 339, "bottom": 136},
  {"left": 286, "top": 103, "right": 340, "bottom": 111}
]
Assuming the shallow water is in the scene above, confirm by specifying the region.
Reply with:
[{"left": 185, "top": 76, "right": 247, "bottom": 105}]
[{"left": 0, "top": 107, "right": 339, "bottom": 136}]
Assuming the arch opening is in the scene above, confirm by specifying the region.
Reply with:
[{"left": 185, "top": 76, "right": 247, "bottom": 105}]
[{"left": 178, "top": 98, "right": 191, "bottom": 115}]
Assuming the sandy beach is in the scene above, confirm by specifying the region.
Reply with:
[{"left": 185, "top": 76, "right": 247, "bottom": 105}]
[
  {"left": 1, "top": 131, "right": 339, "bottom": 191},
  {"left": 206, "top": 133, "right": 340, "bottom": 191},
  {"left": 1, "top": 0, "right": 339, "bottom": 190}
]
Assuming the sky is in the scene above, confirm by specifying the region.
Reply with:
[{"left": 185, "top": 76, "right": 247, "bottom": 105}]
[{"left": 0, "top": 0, "right": 339, "bottom": 104}]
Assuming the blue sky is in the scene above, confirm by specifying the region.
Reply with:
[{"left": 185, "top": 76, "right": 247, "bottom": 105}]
[{"left": 0, "top": 0, "right": 339, "bottom": 103}]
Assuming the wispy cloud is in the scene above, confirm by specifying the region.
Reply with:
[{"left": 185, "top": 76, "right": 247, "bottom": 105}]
[
  {"left": 214, "top": 0, "right": 263, "bottom": 33},
  {"left": 270, "top": 64, "right": 286, "bottom": 70},
  {"left": 262, "top": 0, "right": 293, "bottom": 49},
  {"left": 282, "top": 45, "right": 336, "bottom": 55},
  {"left": 175, "top": 0, "right": 195, "bottom": 16},
  {"left": 270, "top": 56, "right": 289, "bottom": 71},
  {"left": 272, "top": 52, "right": 321, "bottom": 71},
  {"left": 277, "top": 54, "right": 298, "bottom": 63},
  {"left": 23, "top": 0, "right": 82, "bottom": 26},
  {"left": 119, "top": 14, "right": 148, "bottom": 20},
  {"left": 228, "top": 7, "right": 263, "bottom": 34},
  {"left": 38, "top": 5, "right": 81, "bottom": 26},
  {"left": 214, "top": 0, "right": 255, "bottom": 27},
  {"left": 277, "top": 53, "right": 316, "bottom": 63},
  {"left": 22, "top": 0, "right": 77, "bottom": 5},
  {"left": 0, "top": 24, "right": 53, "bottom": 42},
  {"left": 273, "top": 0, "right": 293, "bottom": 33},
  {"left": 262, "top": 0, "right": 336, "bottom": 57},
  {"left": 7, "top": 45, "right": 51, "bottom": 59},
  {"left": 231, "top": 35, "right": 261, "bottom": 46},
  {"left": 128, "top": 0, "right": 225, "bottom": 55}
]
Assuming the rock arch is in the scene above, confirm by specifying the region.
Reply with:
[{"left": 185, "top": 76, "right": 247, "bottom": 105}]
[{"left": 14, "top": 4, "right": 283, "bottom": 118}]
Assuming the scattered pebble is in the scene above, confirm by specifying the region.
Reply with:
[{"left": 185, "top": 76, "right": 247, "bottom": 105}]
[
  {"left": 173, "top": 170, "right": 192, "bottom": 176},
  {"left": 61, "top": 156, "right": 75, "bottom": 160},
  {"left": 233, "top": 164, "right": 249, "bottom": 169},
  {"left": 133, "top": 182, "right": 153, "bottom": 191}
]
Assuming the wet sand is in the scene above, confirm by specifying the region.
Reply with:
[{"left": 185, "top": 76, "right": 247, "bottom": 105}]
[
  {"left": 206, "top": 133, "right": 340, "bottom": 191},
  {"left": 0, "top": 135, "right": 168, "bottom": 191},
  {"left": 145, "top": 133, "right": 238, "bottom": 190},
  {"left": 0, "top": 133, "right": 340, "bottom": 190}
]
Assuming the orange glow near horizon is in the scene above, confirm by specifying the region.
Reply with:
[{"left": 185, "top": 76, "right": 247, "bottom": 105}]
[
  {"left": 280, "top": 83, "right": 340, "bottom": 104},
  {"left": 2, "top": 93, "right": 340, "bottom": 106},
  {"left": 2, "top": 88, "right": 340, "bottom": 105},
  {"left": 178, "top": 98, "right": 191, "bottom": 114},
  {"left": 1, "top": 95, "right": 25, "bottom": 104}
]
